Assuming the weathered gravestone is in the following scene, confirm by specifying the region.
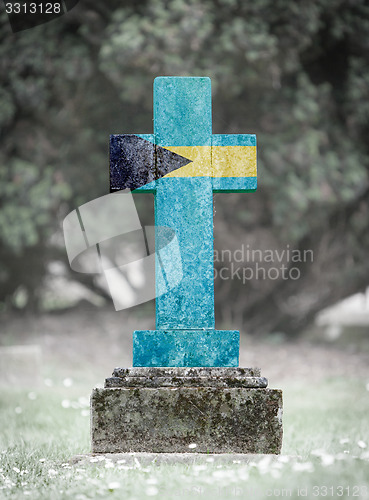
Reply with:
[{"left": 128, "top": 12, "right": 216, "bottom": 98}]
[{"left": 91, "top": 77, "right": 283, "bottom": 453}]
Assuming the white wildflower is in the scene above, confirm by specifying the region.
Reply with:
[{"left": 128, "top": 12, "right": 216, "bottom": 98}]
[
  {"left": 321, "top": 454, "right": 335, "bottom": 466},
  {"left": 193, "top": 464, "right": 207, "bottom": 472},
  {"left": 256, "top": 455, "right": 272, "bottom": 473},
  {"left": 238, "top": 467, "right": 249, "bottom": 481},
  {"left": 311, "top": 449, "right": 325, "bottom": 457},
  {"left": 78, "top": 396, "right": 88, "bottom": 405},
  {"left": 271, "top": 468, "right": 281, "bottom": 479},
  {"left": 146, "top": 486, "right": 158, "bottom": 496},
  {"left": 108, "top": 482, "right": 121, "bottom": 490},
  {"left": 292, "top": 462, "right": 314, "bottom": 472}
]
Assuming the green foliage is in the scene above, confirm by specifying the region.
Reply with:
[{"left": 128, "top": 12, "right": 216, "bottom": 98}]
[
  {"left": 0, "top": 0, "right": 368, "bottom": 322},
  {"left": 99, "top": 0, "right": 369, "bottom": 242},
  {"left": 0, "top": 160, "right": 71, "bottom": 254}
]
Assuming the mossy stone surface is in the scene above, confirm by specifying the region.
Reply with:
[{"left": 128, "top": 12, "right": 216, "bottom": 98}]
[
  {"left": 105, "top": 367, "right": 267, "bottom": 389},
  {"left": 91, "top": 384, "right": 283, "bottom": 454}
]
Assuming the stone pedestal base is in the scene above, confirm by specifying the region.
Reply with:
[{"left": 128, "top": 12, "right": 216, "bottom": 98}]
[
  {"left": 133, "top": 330, "right": 240, "bottom": 366},
  {"left": 91, "top": 368, "right": 283, "bottom": 454}
]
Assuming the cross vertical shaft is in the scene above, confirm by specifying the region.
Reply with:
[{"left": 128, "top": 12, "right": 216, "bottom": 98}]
[{"left": 154, "top": 78, "right": 214, "bottom": 329}]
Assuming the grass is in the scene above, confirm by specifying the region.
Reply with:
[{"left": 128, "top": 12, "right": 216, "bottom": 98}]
[{"left": 0, "top": 377, "right": 369, "bottom": 499}]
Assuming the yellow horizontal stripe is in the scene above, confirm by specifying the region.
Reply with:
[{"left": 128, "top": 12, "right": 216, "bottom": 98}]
[
  {"left": 212, "top": 146, "right": 257, "bottom": 178},
  {"left": 163, "top": 146, "right": 257, "bottom": 178}
]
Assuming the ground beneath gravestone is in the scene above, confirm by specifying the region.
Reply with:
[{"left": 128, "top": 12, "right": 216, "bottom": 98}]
[
  {"left": 1, "top": 304, "right": 369, "bottom": 500},
  {"left": 0, "top": 303, "right": 368, "bottom": 387}
]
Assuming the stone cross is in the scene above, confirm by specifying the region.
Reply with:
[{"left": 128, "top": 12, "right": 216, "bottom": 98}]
[{"left": 110, "top": 76, "right": 257, "bottom": 367}]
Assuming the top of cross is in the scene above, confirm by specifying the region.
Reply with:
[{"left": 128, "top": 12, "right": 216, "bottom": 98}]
[{"left": 154, "top": 76, "right": 212, "bottom": 147}]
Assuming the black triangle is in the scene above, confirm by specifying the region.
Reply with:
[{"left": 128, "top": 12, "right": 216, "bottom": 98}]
[
  {"left": 110, "top": 135, "right": 155, "bottom": 192},
  {"left": 110, "top": 135, "right": 192, "bottom": 192},
  {"left": 156, "top": 145, "right": 192, "bottom": 179}
]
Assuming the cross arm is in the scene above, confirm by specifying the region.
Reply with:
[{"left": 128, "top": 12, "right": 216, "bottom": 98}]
[{"left": 212, "top": 134, "right": 257, "bottom": 193}]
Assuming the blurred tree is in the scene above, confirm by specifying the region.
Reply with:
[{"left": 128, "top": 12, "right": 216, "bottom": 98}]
[{"left": 0, "top": 0, "right": 368, "bottom": 333}]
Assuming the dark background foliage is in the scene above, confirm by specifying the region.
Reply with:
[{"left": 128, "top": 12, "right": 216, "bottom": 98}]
[{"left": 1, "top": 0, "right": 369, "bottom": 335}]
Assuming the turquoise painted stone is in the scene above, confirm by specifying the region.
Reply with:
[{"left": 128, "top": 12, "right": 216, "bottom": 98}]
[
  {"left": 155, "top": 177, "right": 214, "bottom": 329},
  {"left": 133, "top": 330, "right": 239, "bottom": 367},
  {"left": 154, "top": 76, "right": 212, "bottom": 147},
  {"left": 111, "top": 77, "right": 257, "bottom": 367}
]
